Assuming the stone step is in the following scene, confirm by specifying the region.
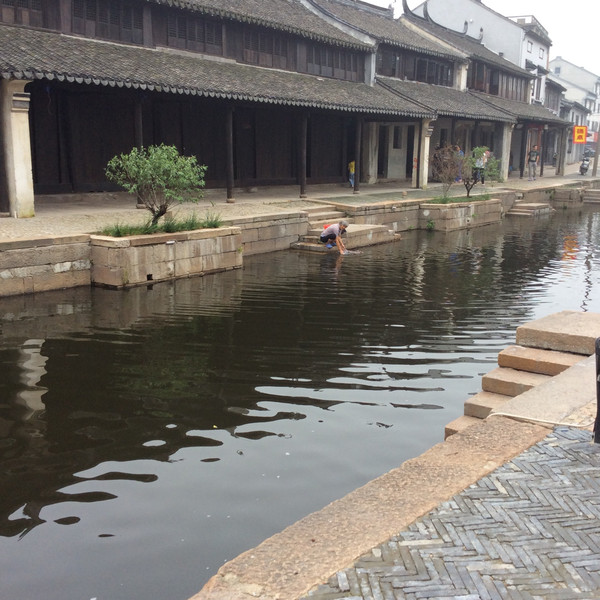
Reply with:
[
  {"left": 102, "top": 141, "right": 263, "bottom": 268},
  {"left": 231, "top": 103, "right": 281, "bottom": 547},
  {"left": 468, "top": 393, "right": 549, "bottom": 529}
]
[
  {"left": 515, "top": 310, "right": 600, "bottom": 355},
  {"left": 498, "top": 344, "right": 584, "bottom": 376},
  {"left": 292, "top": 223, "right": 398, "bottom": 251},
  {"left": 310, "top": 214, "right": 349, "bottom": 228},
  {"left": 506, "top": 210, "right": 535, "bottom": 217},
  {"left": 506, "top": 203, "right": 553, "bottom": 217},
  {"left": 464, "top": 391, "right": 510, "bottom": 419},
  {"left": 481, "top": 367, "right": 550, "bottom": 397},
  {"left": 444, "top": 415, "right": 480, "bottom": 439},
  {"left": 583, "top": 197, "right": 600, "bottom": 204},
  {"left": 302, "top": 204, "right": 340, "bottom": 215}
]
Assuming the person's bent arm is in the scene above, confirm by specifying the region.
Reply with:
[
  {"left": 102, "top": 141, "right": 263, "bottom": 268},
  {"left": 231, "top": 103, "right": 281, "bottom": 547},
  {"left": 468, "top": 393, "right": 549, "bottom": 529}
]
[{"left": 336, "top": 234, "right": 347, "bottom": 254}]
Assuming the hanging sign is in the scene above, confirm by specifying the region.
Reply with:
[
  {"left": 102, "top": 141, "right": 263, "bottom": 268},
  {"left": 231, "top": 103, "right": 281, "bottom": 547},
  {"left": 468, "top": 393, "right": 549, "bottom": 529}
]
[{"left": 573, "top": 125, "right": 587, "bottom": 144}]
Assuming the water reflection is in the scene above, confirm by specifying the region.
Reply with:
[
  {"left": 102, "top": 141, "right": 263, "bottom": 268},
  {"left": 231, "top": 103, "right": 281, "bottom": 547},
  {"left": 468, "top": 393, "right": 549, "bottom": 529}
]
[{"left": 1, "top": 208, "right": 600, "bottom": 600}]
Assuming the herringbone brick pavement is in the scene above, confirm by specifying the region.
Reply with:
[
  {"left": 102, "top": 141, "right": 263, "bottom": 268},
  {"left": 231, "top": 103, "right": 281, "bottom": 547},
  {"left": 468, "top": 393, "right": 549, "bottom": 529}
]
[{"left": 303, "top": 427, "right": 600, "bottom": 600}]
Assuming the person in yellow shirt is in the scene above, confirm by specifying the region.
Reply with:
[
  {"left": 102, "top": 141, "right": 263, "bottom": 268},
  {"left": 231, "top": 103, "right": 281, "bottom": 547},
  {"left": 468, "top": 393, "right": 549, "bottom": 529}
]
[{"left": 348, "top": 160, "right": 355, "bottom": 187}]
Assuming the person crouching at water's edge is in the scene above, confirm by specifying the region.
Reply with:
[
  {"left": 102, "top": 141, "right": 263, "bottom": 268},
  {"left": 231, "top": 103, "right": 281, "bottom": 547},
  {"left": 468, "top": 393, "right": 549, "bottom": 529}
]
[{"left": 320, "top": 220, "right": 349, "bottom": 254}]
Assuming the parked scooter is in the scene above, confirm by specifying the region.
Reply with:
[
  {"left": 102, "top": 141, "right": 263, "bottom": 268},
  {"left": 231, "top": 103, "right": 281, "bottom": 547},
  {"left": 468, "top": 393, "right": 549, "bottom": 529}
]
[{"left": 580, "top": 156, "right": 590, "bottom": 175}]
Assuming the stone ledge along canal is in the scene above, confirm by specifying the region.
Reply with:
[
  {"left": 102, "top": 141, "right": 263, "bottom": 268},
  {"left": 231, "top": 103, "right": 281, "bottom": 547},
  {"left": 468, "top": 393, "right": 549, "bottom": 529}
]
[{"left": 1, "top": 207, "right": 600, "bottom": 600}]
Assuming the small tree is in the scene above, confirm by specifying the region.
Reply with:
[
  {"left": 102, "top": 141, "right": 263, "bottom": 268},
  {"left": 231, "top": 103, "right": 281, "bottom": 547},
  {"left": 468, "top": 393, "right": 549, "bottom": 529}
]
[
  {"left": 106, "top": 144, "right": 207, "bottom": 226},
  {"left": 431, "top": 145, "right": 462, "bottom": 198},
  {"left": 460, "top": 146, "right": 501, "bottom": 197}
]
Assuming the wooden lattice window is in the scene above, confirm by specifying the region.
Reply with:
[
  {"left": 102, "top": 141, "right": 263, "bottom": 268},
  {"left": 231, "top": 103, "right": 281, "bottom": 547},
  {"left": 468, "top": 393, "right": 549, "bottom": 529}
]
[
  {"left": 167, "top": 13, "right": 223, "bottom": 55},
  {"left": 1, "top": 0, "right": 43, "bottom": 26},
  {"left": 307, "top": 43, "right": 360, "bottom": 82},
  {"left": 72, "top": 0, "right": 143, "bottom": 44}
]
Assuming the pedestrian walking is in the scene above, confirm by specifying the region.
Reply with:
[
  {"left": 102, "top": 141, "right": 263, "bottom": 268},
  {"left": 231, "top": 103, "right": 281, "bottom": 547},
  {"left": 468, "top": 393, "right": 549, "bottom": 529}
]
[
  {"left": 528, "top": 145, "right": 539, "bottom": 180},
  {"left": 348, "top": 160, "right": 355, "bottom": 187}
]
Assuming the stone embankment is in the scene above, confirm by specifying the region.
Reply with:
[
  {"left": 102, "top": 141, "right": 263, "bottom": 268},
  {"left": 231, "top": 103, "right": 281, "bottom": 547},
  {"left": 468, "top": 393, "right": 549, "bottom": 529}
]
[
  {"left": 3, "top": 179, "right": 599, "bottom": 298},
  {"left": 191, "top": 310, "right": 600, "bottom": 600}
]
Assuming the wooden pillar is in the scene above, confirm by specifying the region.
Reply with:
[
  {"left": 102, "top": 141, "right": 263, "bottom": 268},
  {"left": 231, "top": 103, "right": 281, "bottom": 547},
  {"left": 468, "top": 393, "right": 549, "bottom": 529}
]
[
  {"left": 134, "top": 97, "right": 143, "bottom": 149},
  {"left": 226, "top": 104, "right": 235, "bottom": 203},
  {"left": 519, "top": 125, "right": 528, "bottom": 178},
  {"left": 416, "top": 120, "right": 423, "bottom": 188},
  {"left": 540, "top": 126, "right": 547, "bottom": 177},
  {"left": 299, "top": 113, "right": 307, "bottom": 198},
  {"left": 556, "top": 126, "right": 568, "bottom": 176},
  {"left": 471, "top": 121, "right": 479, "bottom": 150},
  {"left": 353, "top": 116, "right": 362, "bottom": 193}
]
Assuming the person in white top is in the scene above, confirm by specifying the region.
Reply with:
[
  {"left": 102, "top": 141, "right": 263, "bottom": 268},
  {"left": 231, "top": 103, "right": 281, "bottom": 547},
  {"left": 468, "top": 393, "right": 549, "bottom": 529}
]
[{"left": 320, "top": 220, "right": 349, "bottom": 255}]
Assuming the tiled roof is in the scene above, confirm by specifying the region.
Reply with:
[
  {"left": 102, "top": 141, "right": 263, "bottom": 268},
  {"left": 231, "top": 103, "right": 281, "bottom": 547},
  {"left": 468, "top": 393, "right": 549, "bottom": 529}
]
[
  {"left": 377, "top": 77, "right": 514, "bottom": 122},
  {"left": 311, "top": 0, "right": 465, "bottom": 61},
  {"left": 470, "top": 91, "right": 569, "bottom": 124},
  {"left": 147, "top": 0, "right": 371, "bottom": 50},
  {"left": 405, "top": 14, "right": 533, "bottom": 78},
  {"left": 0, "top": 24, "right": 433, "bottom": 118}
]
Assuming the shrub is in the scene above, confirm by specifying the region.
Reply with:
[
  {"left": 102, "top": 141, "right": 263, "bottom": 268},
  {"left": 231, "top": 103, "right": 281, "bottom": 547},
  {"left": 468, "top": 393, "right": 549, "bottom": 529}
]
[
  {"left": 431, "top": 145, "right": 461, "bottom": 199},
  {"left": 106, "top": 144, "right": 207, "bottom": 226},
  {"left": 461, "top": 146, "right": 501, "bottom": 197}
]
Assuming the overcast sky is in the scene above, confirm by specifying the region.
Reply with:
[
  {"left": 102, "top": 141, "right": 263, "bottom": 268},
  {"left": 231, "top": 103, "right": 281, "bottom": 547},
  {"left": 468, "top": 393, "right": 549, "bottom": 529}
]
[{"left": 367, "top": 0, "right": 600, "bottom": 77}]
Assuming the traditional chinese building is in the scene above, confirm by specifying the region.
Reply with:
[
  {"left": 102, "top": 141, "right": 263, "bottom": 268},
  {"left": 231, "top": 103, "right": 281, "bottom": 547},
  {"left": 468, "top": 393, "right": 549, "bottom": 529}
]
[{"left": 0, "top": 0, "right": 568, "bottom": 218}]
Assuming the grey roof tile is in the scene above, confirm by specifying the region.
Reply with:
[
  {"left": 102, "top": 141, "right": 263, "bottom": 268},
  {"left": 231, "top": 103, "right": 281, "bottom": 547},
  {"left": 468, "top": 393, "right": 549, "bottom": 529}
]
[
  {"left": 405, "top": 14, "right": 533, "bottom": 77},
  {"left": 469, "top": 91, "right": 568, "bottom": 124},
  {"left": 312, "top": 0, "right": 465, "bottom": 61},
  {"left": 148, "top": 0, "right": 370, "bottom": 49},
  {"left": 377, "top": 76, "right": 514, "bottom": 121},
  {"left": 0, "top": 24, "right": 433, "bottom": 117}
]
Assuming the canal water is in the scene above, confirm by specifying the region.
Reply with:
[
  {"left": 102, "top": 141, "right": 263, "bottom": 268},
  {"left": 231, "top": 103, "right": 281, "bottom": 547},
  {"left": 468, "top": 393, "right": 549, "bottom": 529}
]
[{"left": 1, "top": 207, "right": 600, "bottom": 600}]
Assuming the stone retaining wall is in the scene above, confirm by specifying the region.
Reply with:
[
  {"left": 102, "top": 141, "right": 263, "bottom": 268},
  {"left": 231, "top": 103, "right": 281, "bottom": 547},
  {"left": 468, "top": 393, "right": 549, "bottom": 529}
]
[
  {"left": 551, "top": 187, "right": 583, "bottom": 204},
  {"left": 0, "top": 211, "right": 308, "bottom": 297},
  {"left": 344, "top": 199, "right": 421, "bottom": 232},
  {"left": 0, "top": 188, "right": 592, "bottom": 298},
  {"left": 223, "top": 211, "right": 309, "bottom": 255},
  {"left": 419, "top": 198, "right": 503, "bottom": 232},
  {"left": 90, "top": 226, "right": 242, "bottom": 289},
  {"left": 0, "top": 234, "right": 91, "bottom": 296}
]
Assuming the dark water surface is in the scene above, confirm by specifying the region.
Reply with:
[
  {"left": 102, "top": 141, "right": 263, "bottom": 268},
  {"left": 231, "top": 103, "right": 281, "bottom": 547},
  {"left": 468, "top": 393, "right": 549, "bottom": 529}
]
[{"left": 2, "top": 208, "right": 600, "bottom": 600}]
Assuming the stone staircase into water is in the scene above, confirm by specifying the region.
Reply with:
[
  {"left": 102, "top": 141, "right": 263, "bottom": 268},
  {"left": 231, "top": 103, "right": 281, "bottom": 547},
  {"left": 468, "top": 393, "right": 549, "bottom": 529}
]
[
  {"left": 445, "top": 312, "right": 594, "bottom": 439},
  {"left": 505, "top": 194, "right": 554, "bottom": 217},
  {"left": 583, "top": 188, "right": 600, "bottom": 204},
  {"left": 292, "top": 204, "right": 399, "bottom": 252}
]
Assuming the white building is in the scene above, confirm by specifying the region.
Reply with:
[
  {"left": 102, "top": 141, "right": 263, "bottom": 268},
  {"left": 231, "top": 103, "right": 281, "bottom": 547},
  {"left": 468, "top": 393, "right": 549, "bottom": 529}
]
[
  {"left": 412, "top": 0, "right": 552, "bottom": 105},
  {"left": 549, "top": 57, "right": 600, "bottom": 149}
]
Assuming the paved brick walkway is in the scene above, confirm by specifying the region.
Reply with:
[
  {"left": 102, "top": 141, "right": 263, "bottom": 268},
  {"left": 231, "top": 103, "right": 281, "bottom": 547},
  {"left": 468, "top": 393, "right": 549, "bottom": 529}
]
[{"left": 304, "top": 427, "right": 600, "bottom": 600}]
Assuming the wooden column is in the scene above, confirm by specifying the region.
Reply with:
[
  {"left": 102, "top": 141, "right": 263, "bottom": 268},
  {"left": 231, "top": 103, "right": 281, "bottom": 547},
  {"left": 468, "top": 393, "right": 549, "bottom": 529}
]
[
  {"left": 299, "top": 113, "right": 307, "bottom": 198},
  {"left": 519, "top": 125, "right": 528, "bottom": 178},
  {"left": 134, "top": 97, "right": 143, "bottom": 149},
  {"left": 540, "top": 127, "right": 547, "bottom": 177},
  {"left": 556, "top": 126, "right": 568, "bottom": 176},
  {"left": 353, "top": 116, "right": 362, "bottom": 193},
  {"left": 226, "top": 105, "right": 235, "bottom": 202}
]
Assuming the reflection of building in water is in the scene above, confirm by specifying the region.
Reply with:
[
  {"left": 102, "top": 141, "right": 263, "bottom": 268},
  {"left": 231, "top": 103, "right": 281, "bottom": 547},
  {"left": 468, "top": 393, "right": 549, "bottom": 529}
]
[
  {"left": 17, "top": 338, "right": 48, "bottom": 421},
  {"left": 562, "top": 234, "right": 579, "bottom": 261}
]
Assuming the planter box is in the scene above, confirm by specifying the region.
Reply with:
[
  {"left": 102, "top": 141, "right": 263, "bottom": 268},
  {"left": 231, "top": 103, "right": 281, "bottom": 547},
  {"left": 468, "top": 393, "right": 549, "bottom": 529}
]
[
  {"left": 90, "top": 226, "right": 242, "bottom": 289},
  {"left": 419, "top": 198, "right": 503, "bottom": 232}
]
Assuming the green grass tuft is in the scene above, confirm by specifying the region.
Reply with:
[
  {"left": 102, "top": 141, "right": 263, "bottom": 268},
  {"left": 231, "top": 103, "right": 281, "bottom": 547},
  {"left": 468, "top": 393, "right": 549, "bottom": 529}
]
[{"left": 100, "top": 211, "right": 221, "bottom": 237}]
